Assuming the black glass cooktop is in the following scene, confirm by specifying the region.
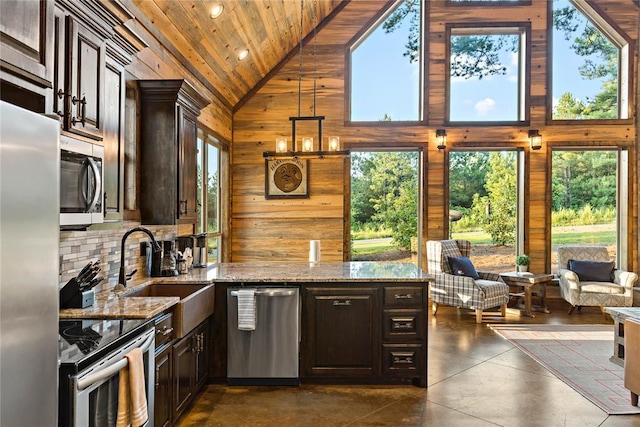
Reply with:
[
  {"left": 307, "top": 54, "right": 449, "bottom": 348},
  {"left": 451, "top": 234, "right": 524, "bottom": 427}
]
[{"left": 58, "top": 318, "right": 151, "bottom": 372}]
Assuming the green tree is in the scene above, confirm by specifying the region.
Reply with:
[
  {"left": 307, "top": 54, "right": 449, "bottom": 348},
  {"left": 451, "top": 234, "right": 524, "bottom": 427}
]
[
  {"left": 350, "top": 153, "right": 376, "bottom": 228},
  {"left": 368, "top": 152, "right": 418, "bottom": 249},
  {"left": 553, "top": 2, "right": 619, "bottom": 119},
  {"left": 552, "top": 151, "right": 616, "bottom": 211},
  {"left": 471, "top": 152, "right": 516, "bottom": 245},
  {"left": 449, "top": 152, "right": 490, "bottom": 209}
]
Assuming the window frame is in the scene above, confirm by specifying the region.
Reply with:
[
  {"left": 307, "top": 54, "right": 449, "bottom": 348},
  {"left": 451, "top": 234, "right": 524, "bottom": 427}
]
[
  {"left": 447, "top": 0, "right": 532, "bottom": 5},
  {"left": 445, "top": 22, "right": 531, "bottom": 126},
  {"left": 547, "top": 0, "right": 633, "bottom": 124},
  {"left": 196, "top": 128, "right": 228, "bottom": 263},
  {"left": 345, "top": 0, "right": 428, "bottom": 126}
]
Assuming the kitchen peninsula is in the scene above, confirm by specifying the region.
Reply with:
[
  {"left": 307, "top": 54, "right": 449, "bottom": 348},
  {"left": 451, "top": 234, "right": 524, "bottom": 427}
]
[
  {"left": 202, "top": 262, "right": 432, "bottom": 388},
  {"left": 61, "top": 262, "right": 431, "bottom": 388}
]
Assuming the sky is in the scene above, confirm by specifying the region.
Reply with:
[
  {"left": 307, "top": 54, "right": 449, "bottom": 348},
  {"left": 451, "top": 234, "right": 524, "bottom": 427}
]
[{"left": 350, "top": 0, "right": 613, "bottom": 122}]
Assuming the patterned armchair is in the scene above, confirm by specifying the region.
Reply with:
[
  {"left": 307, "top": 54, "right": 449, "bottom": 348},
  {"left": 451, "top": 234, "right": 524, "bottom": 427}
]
[
  {"left": 557, "top": 245, "right": 638, "bottom": 314},
  {"left": 426, "top": 240, "right": 509, "bottom": 323}
]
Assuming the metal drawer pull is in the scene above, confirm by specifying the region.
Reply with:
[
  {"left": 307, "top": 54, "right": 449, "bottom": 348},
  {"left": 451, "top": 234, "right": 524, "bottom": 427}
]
[
  {"left": 393, "top": 356, "right": 414, "bottom": 364},
  {"left": 156, "top": 326, "right": 173, "bottom": 336},
  {"left": 333, "top": 300, "right": 351, "bottom": 306},
  {"left": 393, "top": 321, "right": 414, "bottom": 330},
  {"left": 395, "top": 294, "right": 413, "bottom": 300}
]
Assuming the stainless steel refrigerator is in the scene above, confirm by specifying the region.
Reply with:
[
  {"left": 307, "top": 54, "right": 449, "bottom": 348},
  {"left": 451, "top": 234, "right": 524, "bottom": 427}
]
[{"left": 1, "top": 101, "right": 60, "bottom": 426}]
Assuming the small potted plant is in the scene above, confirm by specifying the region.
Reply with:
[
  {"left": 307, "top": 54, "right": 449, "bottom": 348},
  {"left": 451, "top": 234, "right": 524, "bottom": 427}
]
[{"left": 515, "top": 254, "right": 530, "bottom": 273}]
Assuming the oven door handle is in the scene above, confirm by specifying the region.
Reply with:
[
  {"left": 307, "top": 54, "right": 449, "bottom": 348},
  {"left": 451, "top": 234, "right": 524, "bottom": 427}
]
[{"left": 76, "top": 331, "right": 154, "bottom": 391}]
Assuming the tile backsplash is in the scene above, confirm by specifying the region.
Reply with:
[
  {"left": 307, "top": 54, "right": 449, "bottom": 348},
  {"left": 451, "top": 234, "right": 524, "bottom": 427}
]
[{"left": 59, "top": 221, "right": 177, "bottom": 293}]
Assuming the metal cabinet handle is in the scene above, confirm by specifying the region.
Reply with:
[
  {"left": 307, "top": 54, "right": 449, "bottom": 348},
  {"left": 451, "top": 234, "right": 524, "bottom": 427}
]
[
  {"left": 156, "top": 326, "right": 173, "bottom": 336},
  {"left": 393, "top": 356, "right": 413, "bottom": 364},
  {"left": 71, "top": 95, "right": 87, "bottom": 126},
  {"left": 392, "top": 321, "right": 414, "bottom": 330},
  {"left": 333, "top": 300, "right": 351, "bottom": 306},
  {"left": 394, "top": 294, "right": 413, "bottom": 300},
  {"left": 155, "top": 365, "right": 160, "bottom": 389}
]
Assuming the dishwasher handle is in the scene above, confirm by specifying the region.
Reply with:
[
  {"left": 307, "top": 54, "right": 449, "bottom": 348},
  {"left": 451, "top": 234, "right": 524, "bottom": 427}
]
[{"left": 230, "top": 289, "right": 297, "bottom": 297}]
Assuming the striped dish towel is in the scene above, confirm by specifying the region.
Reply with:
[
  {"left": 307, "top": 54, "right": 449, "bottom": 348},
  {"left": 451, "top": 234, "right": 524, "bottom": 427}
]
[{"left": 237, "top": 289, "right": 256, "bottom": 331}]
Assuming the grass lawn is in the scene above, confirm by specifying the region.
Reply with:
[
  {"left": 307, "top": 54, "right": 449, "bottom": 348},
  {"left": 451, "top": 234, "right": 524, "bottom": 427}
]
[{"left": 351, "top": 225, "right": 616, "bottom": 256}]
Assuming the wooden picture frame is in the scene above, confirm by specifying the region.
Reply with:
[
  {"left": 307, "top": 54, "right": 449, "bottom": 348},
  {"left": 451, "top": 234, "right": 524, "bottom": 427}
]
[{"left": 265, "top": 158, "right": 309, "bottom": 199}]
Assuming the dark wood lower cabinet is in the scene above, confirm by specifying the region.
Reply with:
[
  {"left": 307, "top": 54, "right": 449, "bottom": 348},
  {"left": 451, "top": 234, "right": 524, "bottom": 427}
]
[
  {"left": 173, "top": 320, "right": 209, "bottom": 422},
  {"left": 302, "top": 286, "right": 380, "bottom": 378},
  {"left": 151, "top": 313, "right": 210, "bottom": 427},
  {"left": 301, "top": 284, "right": 427, "bottom": 387},
  {"left": 154, "top": 343, "right": 173, "bottom": 427}
]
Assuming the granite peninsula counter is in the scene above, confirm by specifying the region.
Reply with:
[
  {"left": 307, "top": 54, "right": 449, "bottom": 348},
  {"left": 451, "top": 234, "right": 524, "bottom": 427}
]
[{"left": 159, "top": 261, "right": 432, "bottom": 284}]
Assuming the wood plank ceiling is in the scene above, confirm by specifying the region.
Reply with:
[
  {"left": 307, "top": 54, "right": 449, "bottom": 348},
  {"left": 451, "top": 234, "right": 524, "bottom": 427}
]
[{"left": 130, "top": 0, "right": 344, "bottom": 109}]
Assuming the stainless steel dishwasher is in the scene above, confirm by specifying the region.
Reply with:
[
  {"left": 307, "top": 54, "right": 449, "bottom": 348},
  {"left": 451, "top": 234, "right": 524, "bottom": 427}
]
[{"left": 227, "top": 287, "right": 300, "bottom": 385}]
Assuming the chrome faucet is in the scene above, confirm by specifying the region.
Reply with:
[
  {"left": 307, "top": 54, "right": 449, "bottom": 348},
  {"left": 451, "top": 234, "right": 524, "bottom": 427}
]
[{"left": 117, "top": 227, "right": 162, "bottom": 289}]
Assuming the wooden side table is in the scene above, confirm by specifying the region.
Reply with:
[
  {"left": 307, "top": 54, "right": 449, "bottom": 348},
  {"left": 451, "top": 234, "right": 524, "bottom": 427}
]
[{"left": 500, "top": 272, "right": 553, "bottom": 318}]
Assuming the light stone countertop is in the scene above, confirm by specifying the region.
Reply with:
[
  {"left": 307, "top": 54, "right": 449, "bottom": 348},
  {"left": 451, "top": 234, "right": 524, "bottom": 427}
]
[
  {"left": 157, "top": 261, "right": 432, "bottom": 284},
  {"left": 60, "top": 261, "right": 431, "bottom": 319}
]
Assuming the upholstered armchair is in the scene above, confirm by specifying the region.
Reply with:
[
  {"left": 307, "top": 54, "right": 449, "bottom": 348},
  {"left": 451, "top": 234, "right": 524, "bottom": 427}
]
[
  {"left": 426, "top": 240, "right": 509, "bottom": 323},
  {"left": 557, "top": 245, "right": 638, "bottom": 314}
]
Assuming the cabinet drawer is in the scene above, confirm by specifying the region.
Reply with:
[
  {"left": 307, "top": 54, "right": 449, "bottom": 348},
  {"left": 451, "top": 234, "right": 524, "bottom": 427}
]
[
  {"left": 383, "top": 309, "right": 424, "bottom": 342},
  {"left": 382, "top": 344, "right": 424, "bottom": 376},
  {"left": 383, "top": 286, "right": 423, "bottom": 307},
  {"left": 154, "top": 312, "right": 174, "bottom": 348}
]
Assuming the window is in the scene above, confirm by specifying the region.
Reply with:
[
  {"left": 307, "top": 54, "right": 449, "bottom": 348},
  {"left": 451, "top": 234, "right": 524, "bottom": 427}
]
[
  {"left": 448, "top": 25, "right": 528, "bottom": 123},
  {"left": 197, "top": 130, "right": 223, "bottom": 263},
  {"left": 551, "top": 0, "right": 630, "bottom": 120},
  {"left": 350, "top": 150, "right": 422, "bottom": 265},
  {"left": 349, "top": 0, "right": 423, "bottom": 122},
  {"left": 449, "top": 150, "right": 523, "bottom": 273},
  {"left": 551, "top": 149, "right": 624, "bottom": 267}
]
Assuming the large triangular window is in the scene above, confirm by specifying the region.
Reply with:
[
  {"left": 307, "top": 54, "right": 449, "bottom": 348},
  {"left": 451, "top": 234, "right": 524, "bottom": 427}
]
[
  {"left": 348, "top": 0, "right": 423, "bottom": 123},
  {"left": 551, "top": 0, "right": 630, "bottom": 120}
]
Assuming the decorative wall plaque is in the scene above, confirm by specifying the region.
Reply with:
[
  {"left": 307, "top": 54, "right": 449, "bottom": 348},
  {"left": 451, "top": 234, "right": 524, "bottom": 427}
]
[{"left": 265, "top": 159, "right": 309, "bottom": 198}]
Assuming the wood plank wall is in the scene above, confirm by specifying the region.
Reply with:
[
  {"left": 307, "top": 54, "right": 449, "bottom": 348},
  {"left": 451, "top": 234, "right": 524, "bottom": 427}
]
[{"left": 232, "top": 0, "right": 638, "bottom": 272}]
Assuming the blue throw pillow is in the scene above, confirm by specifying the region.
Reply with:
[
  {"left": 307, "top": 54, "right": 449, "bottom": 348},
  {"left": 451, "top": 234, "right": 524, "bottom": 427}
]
[
  {"left": 567, "top": 259, "right": 614, "bottom": 282},
  {"left": 448, "top": 256, "right": 480, "bottom": 280}
]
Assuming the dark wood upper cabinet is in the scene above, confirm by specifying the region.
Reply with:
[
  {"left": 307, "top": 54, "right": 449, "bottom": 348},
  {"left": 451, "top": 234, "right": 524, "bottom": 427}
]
[
  {"left": 0, "top": 0, "right": 54, "bottom": 91},
  {"left": 138, "top": 79, "right": 209, "bottom": 226},
  {"left": 52, "top": 5, "right": 105, "bottom": 140}
]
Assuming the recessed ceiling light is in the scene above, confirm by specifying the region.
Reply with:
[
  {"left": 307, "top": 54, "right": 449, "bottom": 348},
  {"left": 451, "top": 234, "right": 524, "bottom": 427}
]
[
  {"left": 210, "top": 4, "right": 223, "bottom": 19},
  {"left": 237, "top": 49, "right": 249, "bottom": 61}
]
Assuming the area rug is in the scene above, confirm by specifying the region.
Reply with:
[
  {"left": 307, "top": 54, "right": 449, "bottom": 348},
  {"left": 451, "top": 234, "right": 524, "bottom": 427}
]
[{"left": 489, "top": 324, "right": 640, "bottom": 415}]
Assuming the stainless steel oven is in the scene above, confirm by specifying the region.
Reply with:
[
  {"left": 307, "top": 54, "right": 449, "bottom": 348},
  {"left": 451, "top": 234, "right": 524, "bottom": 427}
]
[
  {"left": 59, "top": 319, "right": 155, "bottom": 427},
  {"left": 60, "top": 136, "right": 104, "bottom": 227}
]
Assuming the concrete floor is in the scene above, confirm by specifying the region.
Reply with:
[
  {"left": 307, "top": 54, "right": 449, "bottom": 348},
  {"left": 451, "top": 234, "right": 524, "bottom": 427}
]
[{"left": 177, "top": 300, "right": 640, "bottom": 426}]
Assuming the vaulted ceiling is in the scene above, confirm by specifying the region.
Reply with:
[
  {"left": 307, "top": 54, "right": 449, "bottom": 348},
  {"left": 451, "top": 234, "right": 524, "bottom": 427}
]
[{"left": 128, "top": 0, "right": 345, "bottom": 110}]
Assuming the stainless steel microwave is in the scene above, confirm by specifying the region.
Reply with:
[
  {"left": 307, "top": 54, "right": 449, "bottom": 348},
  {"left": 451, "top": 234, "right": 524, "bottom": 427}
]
[{"left": 60, "top": 136, "right": 104, "bottom": 227}]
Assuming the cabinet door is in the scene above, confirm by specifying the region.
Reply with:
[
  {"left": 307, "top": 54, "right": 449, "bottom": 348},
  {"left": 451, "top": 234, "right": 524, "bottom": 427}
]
[
  {"left": 173, "top": 334, "right": 194, "bottom": 420},
  {"left": 0, "top": 0, "right": 53, "bottom": 89},
  {"left": 102, "top": 56, "right": 124, "bottom": 222},
  {"left": 154, "top": 343, "right": 173, "bottom": 427},
  {"left": 193, "top": 323, "right": 209, "bottom": 391},
  {"left": 66, "top": 15, "right": 104, "bottom": 139},
  {"left": 177, "top": 106, "right": 198, "bottom": 222},
  {"left": 302, "top": 287, "right": 380, "bottom": 378}
]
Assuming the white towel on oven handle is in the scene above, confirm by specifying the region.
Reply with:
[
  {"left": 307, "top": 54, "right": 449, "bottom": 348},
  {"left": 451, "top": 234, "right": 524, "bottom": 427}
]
[{"left": 237, "top": 289, "right": 256, "bottom": 331}]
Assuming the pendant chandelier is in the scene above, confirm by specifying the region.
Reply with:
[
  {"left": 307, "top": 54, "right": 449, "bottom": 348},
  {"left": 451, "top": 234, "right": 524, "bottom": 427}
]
[{"left": 263, "top": 0, "right": 349, "bottom": 160}]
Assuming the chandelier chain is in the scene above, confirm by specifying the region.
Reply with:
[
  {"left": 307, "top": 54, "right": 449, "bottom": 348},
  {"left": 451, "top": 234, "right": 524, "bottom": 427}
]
[{"left": 297, "top": 0, "right": 304, "bottom": 117}]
